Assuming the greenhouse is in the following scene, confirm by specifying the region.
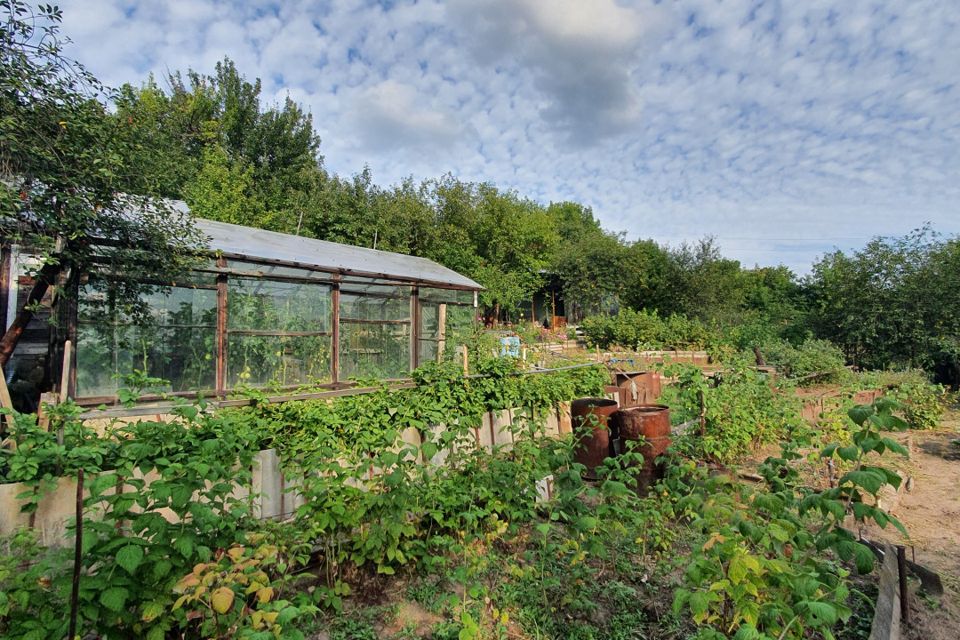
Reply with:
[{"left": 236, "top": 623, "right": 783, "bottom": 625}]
[{"left": 3, "top": 212, "right": 481, "bottom": 406}]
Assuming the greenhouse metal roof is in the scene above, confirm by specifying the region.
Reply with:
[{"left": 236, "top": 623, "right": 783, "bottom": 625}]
[{"left": 194, "top": 215, "right": 481, "bottom": 291}]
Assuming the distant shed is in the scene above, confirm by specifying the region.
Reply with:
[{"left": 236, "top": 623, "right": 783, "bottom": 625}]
[{"left": 1, "top": 203, "right": 480, "bottom": 409}]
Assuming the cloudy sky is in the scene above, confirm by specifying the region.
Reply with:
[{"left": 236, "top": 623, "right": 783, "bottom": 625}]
[{"left": 55, "top": 0, "right": 960, "bottom": 272}]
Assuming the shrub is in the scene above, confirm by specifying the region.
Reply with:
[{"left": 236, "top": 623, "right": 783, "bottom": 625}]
[
  {"left": 761, "top": 338, "right": 848, "bottom": 384},
  {"left": 0, "top": 529, "right": 71, "bottom": 639},
  {"left": 892, "top": 380, "right": 950, "bottom": 429},
  {"left": 580, "top": 310, "right": 720, "bottom": 351},
  {"left": 663, "top": 362, "right": 807, "bottom": 462}
]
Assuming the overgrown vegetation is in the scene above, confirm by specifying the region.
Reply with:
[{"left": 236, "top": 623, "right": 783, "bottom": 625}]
[{"left": 1, "top": 349, "right": 936, "bottom": 639}]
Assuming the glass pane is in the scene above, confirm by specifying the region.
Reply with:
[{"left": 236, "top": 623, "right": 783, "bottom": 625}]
[
  {"left": 76, "top": 324, "right": 216, "bottom": 397},
  {"left": 225, "top": 260, "right": 332, "bottom": 282},
  {"left": 340, "top": 294, "right": 410, "bottom": 322},
  {"left": 76, "top": 283, "right": 217, "bottom": 397},
  {"left": 227, "top": 335, "right": 332, "bottom": 388},
  {"left": 340, "top": 322, "right": 410, "bottom": 379},
  {"left": 79, "top": 281, "right": 216, "bottom": 326},
  {"left": 228, "top": 278, "right": 331, "bottom": 332},
  {"left": 420, "top": 302, "right": 440, "bottom": 338},
  {"left": 444, "top": 305, "right": 477, "bottom": 355},
  {"left": 418, "top": 339, "right": 438, "bottom": 365},
  {"left": 340, "top": 283, "right": 410, "bottom": 298},
  {"left": 419, "top": 288, "right": 476, "bottom": 305}
]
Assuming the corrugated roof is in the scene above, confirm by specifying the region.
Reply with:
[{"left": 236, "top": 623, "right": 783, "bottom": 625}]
[{"left": 191, "top": 212, "right": 481, "bottom": 291}]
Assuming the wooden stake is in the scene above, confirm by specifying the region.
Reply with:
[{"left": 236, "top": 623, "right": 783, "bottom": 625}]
[
  {"left": 38, "top": 392, "right": 57, "bottom": 432},
  {"left": 698, "top": 389, "right": 707, "bottom": 436},
  {"left": 68, "top": 468, "right": 84, "bottom": 640},
  {"left": 436, "top": 303, "right": 447, "bottom": 363},
  {"left": 59, "top": 339, "right": 72, "bottom": 403},
  {"left": 0, "top": 368, "right": 13, "bottom": 430},
  {"left": 461, "top": 345, "right": 469, "bottom": 377}
]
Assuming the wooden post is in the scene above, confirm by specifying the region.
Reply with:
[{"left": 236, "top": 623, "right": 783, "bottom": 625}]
[
  {"left": 0, "top": 244, "right": 9, "bottom": 334},
  {"left": 59, "top": 340, "right": 72, "bottom": 403},
  {"left": 436, "top": 303, "right": 447, "bottom": 363},
  {"left": 331, "top": 280, "right": 340, "bottom": 385},
  {"left": 68, "top": 468, "right": 84, "bottom": 640},
  {"left": 898, "top": 545, "right": 910, "bottom": 625},
  {"left": 0, "top": 369, "right": 12, "bottom": 430},
  {"left": 410, "top": 287, "right": 420, "bottom": 372},
  {"left": 215, "top": 257, "right": 228, "bottom": 396},
  {"left": 461, "top": 345, "right": 469, "bottom": 378},
  {"left": 698, "top": 389, "right": 707, "bottom": 436}
]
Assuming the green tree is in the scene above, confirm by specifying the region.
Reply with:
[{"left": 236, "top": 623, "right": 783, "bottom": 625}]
[
  {"left": 807, "top": 227, "right": 959, "bottom": 372},
  {"left": 183, "top": 145, "right": 266, "bottom": 228},
  {"left": 0, "top": 1, "right": 201, "bottom": 368}
]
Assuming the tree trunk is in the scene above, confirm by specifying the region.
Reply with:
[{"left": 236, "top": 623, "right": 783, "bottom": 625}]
[{"left": 0, "top": 261, "right": 62, "bottom": 370}]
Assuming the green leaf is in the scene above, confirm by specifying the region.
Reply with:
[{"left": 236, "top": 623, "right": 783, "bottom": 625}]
[
  {"left": 141, "top": 601, "right": 165, "bottom": 622},
  {"left": 672, "top": 588, "right": 690, "bottom": 616},
  {"left": 801, "top": 600, "right": 839, "bottom": 625},
  {"left": 116, "top": 544, "right": 144, "bottom": 574},
  {"left": 840, "top": 469, "right": 885, "bottom": 494},
  {"left": 733, "top": 623, "right": 761, "bottom": 640},
  {"left": 146, "top": 625, "right": 166, "bottom": 640},
  {"left": 837, "top": 445, "right": 859, "bottom": 462},
  {"left": 853, "top": 543, "right": 876, "bottom": 574},
  {"left": 728, "top": 554, "right": 749, "bottom": 584},
  {"left": 848, "top": 405, "right": 872, "bottom": 426},
  {"left": 152, "top": 559, "right": 172, "bottom": 580},
  {"left": 100, "top": 586, "right": 129, "bottom": 612},
  {"left": 173, "top": 536, "right": 194, "bottom": 558},
  {"left": 689, "top": 592, "right": 710, "bottom": 621},
  {"left": 880, "top": 438, "right": 909, "bottom": 456},
  {"left": 889, "top": 515, "right": 909, "bottom": 536}
]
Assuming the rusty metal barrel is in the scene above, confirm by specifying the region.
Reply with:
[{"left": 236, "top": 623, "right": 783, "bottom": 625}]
[
  {"left": 615, "top": 404, "right": 671, "bottom": 492},
  {"left": 613, "top": 371, "right": 662, "bottom": 408},
  {"left": 571, "top": 398, "right": 619, "bottom": 479}
]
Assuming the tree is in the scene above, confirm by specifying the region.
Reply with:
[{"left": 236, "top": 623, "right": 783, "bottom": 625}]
[
  {"left": 806, "top": 227, "right": 959, "bottom": 373},
  {"left": 0, "top": 1, "right": 202, "bottom": 368},
  {"left": 553, "top": 231, "right": 627, "bottom": 319},
  {"left": 183, "top": 145, "right": 266, "bottom": 228}
]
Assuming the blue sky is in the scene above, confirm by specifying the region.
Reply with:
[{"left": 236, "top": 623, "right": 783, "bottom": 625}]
[{"left": 56, "top": 0, "right": 960, "bottom": 272}]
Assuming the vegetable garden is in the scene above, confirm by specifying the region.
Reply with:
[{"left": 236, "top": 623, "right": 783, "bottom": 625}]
[{"left": 1, "top": 343, "right": 953, "bottom": 640}]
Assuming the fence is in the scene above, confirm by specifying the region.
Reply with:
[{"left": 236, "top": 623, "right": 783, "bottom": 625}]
[{"left": 0, "top": 401, "right": 580, "bottom": 546}]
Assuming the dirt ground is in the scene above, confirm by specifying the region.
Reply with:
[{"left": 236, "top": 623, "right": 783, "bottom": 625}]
[{"left": 861, "top": 410, "right": 960, "bottom": 640}]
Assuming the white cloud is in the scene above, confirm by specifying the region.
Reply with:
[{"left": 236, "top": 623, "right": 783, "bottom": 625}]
[
  {"left": 345, "top": 79, "right": 464, "bottom": 151},
  {"left": 50, "top": 0, "right": 960, "bottom": 273}
]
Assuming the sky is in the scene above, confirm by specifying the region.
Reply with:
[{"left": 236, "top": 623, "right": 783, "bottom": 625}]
[{"left": 54, "top": 0, "right": 960, "bottom": 273}]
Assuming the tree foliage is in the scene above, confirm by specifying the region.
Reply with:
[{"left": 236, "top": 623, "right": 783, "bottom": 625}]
[
  {"left": 808, "top": 227, "right": 960, "bottom": 375},
  {"left": 0, "top": 1, "right": 201, "bottom": 367}
]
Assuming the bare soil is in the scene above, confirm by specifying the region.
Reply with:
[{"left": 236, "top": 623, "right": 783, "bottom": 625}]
[{"left": 861, "top": 412, "right": 960, "bottom": 640}]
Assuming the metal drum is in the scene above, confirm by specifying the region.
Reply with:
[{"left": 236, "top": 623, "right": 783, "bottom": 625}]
[
  {"left": 571, "top": 398, "right": 620, "bottom": 480},
  {"left": 615, "top": 404, "right": 671, "bottom": 492},
  {"left": 613, "top": 371, "right": 662, "bottom": 408}
]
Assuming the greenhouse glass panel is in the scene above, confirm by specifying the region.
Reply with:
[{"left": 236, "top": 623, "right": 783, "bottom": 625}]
[
  {"left": 224, "top": 260, "right": 331, "bottom": 282},
  {"left": 226, "top": 277, "right": 332, "bottom": 388},
  {"left": 76, "top": 282, "right": 217, "bottom": 397},
  {"left": 445, "top": 305, "right": 477, "bottom": 351},
  {"left": 227, "top": 335, "right": 332, "bottom": 387},
  {"left": 339, "top": 293, "right": 410, "bottom": 322},
  {"left": 339, "top": 321, "right": 411, "bottom": 380},
  {"left": 419, "top": 288, "right": 476, "bottom": 305},
  {"left": 340, "top": 282, "right": 410, "bottom": 298},
  {"left": 228, "top": 278, "right": 331, "bottom": 332},
  {"left": 418, "top": 302, "right": 440, "bottom": 364}
]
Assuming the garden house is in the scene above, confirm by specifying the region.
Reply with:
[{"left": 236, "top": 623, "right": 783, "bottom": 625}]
[{"left": 1, "top": 205, "right": 481, "bottom": 410}]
